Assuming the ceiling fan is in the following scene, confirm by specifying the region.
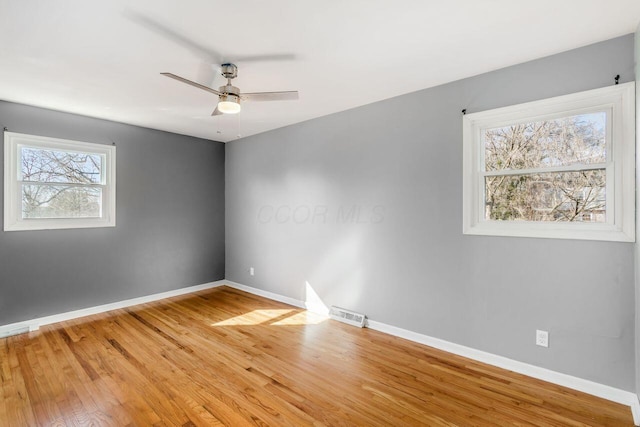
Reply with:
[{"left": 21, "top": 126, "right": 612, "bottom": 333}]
[{"left": 162, "top": 63, "right": 299, "bottom": 115}]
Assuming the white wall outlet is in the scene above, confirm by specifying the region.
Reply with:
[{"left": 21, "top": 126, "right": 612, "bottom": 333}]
[
  {"left": 536, "top": 329, "right": 549, "bottom": 347},
  {"left": 249, "top": 267, "right": 254, "bottom": 276}
]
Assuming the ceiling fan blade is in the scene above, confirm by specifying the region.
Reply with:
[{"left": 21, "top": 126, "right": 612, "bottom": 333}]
[
  {"left": 234, "top": 54, "right": 299, "bottom": 63},
  {"left": 212, "top": 107, "right": 223, "bottom": 116},
  {"left": 127, "top": 11, "right": 296, "bottom": 66},
  {"left": 161, "top": 73, "right": 222, "bottom": 96},
  {"left": 241, "top": 91, "right": 299, "bottom": 102},
  {"left": 125, "top": 11, "right": 222, "bottom": 64}
]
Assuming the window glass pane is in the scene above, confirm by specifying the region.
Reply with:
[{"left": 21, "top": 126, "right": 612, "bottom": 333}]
[
  {"left": 22, "top": 184, "right": 102, "bottom": 219},
  {"left": 484, "top": 112, "right": 606, "bottom": 171},
  {"left": 21, "top": 147, "right": 102, "bottom": 184},
  {"left": 485, "top": 170, "right": 605, "bottom": 222}
]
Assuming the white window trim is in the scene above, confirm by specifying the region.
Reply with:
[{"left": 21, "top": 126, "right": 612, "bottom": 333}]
[
  {"left": 462, "top": 82, "right": 635, "bottom": 242},
  {"left": 4, "top": 132, "right": 116, "bottom": 231}
]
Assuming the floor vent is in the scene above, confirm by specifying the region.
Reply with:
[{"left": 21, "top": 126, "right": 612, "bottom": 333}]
[
  {"left": 329, "top": 306, "right": 366, "bottom": 328},
  {"left": 0, "top": 325, "right": 36, "bottom": 339}
]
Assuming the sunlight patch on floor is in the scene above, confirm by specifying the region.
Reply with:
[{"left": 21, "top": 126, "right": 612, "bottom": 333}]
[
  {"left": 212, "top": 308, "right": 327, "bottom": 326},
  {"left": 272, "top": 310, "right": 327, "bottom": 325}
]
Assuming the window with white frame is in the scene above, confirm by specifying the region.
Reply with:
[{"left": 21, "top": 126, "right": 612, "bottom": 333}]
[
  {"left": 462, "top": 82, "right": 635, "bottom": 242},
  {"left": 4, "top": 132, "right": 116, "bottom": 231}
]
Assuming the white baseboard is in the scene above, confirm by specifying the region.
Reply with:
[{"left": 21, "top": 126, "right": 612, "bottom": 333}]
[
  {"left": 0, "top": 280, "right": 226, "bottom": 337},
  {"left": 1, "top": 279, "right": 638, "bottom": 425},
  {"left": 366, "top": 319, "right": 640, "bottom": 425},
  {"left": 224, "top": 280, "right": 307, "bottom": 309},
  {"left": 223, "top": 280, "right": 332, "bottom": 315},
  {"left": 633, "top": 397, "right": 640, "bottom": 427},
  {"left": 224, "top": 280, "right": 640, "bottom": 425}
]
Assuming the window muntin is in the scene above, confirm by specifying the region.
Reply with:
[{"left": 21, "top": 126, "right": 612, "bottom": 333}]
[
  {"left": 4, "top": 132, "right": 116, "bottom": 231},
  {"left": 462, "top": 83, "right": 634, "bottom": 242}
]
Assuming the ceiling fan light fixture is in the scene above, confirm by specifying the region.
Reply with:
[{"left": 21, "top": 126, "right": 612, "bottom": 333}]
[{"left": 218, "top": 94, "right": 241, "bottom": 114}]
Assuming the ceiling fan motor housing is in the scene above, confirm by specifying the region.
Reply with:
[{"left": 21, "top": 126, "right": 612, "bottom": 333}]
[{"left": 220, "top": 63, "right": 238, "bottom": 79}]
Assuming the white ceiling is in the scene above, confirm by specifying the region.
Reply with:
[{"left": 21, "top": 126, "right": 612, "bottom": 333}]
[{"left": 0, "top": 1, "right": 639, "bottom": 143}]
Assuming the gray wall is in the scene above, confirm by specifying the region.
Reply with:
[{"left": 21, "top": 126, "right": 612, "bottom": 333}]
[
  {"left": 0, "top": 102, "right": 225, "bottom": 326},
  {"left": 226, "top": 34, "right": 636, "bottom": 391}
]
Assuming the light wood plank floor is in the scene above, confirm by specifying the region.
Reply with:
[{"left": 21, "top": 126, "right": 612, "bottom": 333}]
[{"left": 0, "top": 286, "right": 633, "bottom": 426}]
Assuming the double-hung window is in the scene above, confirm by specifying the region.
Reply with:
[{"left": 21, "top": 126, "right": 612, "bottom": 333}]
[
  {"left": 4, "top": 132, "right": 116, "bottom": 231},
  {"left": 463, "top": 82, "right": 635, "bottom": 242}
]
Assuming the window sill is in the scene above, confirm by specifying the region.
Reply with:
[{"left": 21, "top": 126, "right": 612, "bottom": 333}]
[{"left": 464, "top": 221, "right": 634, "bottom": 242}]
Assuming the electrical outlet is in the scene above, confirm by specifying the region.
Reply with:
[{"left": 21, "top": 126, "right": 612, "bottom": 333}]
[
  {"left": 249, "top": 267, "right": 254, "bottom": 276},
  {"left": 536, "top": 330, "right": 549, "bottom": 348}
]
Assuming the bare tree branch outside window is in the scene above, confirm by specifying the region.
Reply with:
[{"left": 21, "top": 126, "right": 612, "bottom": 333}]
[
  {"left": 20, "top": 148, "right": 103, "bottom": 219},
  {"left": 483, "top": 112, "right": 606, "bottom": 223}
]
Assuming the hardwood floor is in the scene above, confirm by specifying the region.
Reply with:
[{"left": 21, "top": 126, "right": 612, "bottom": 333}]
[{"left": 0, "top": 286, "right": 633, "bottom": 426}]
